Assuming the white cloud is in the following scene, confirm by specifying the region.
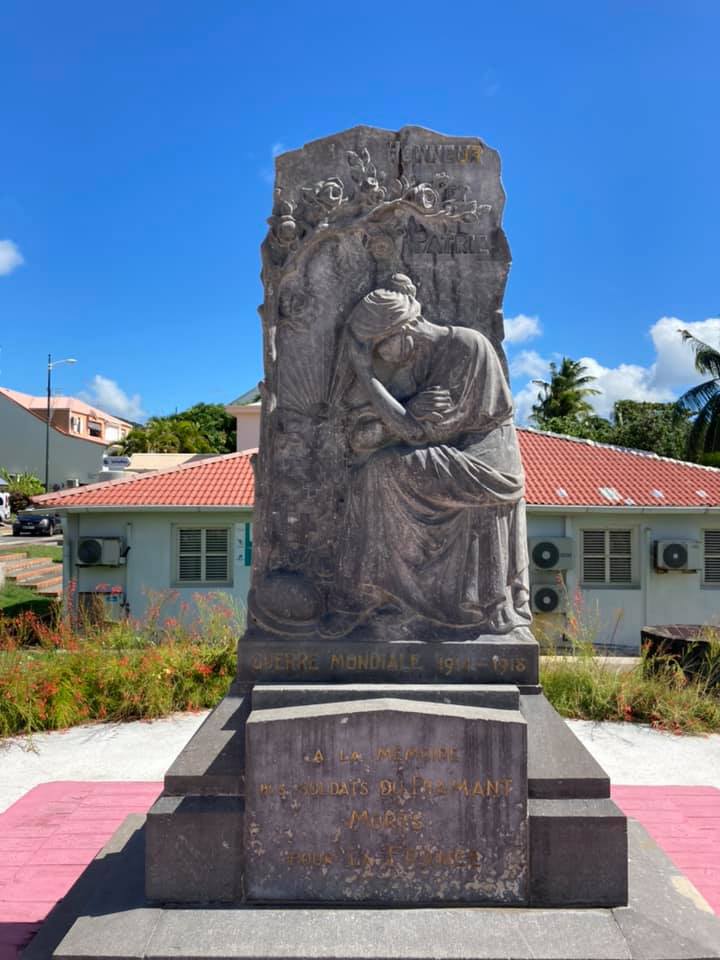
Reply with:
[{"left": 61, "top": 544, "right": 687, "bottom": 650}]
[
  {"left": 510, "top": 349, "right": 548, "bottom": 379},
  {"left": 577, "top": 357, "right": 674, "bottom": 418},
  {"left": 505, "top": 313, "right": 541, "bottom": 344},
  {"left": 81, "top": 375, "right": 145, "bottom": 422},
  {"left": 0, "top": 239, "right": 24, "bottom": 276},
  {"left": 649, "top": 316, "right": 720, "bottom": 390},
  {"left": 509, "top": 313, "right": 720, "bottom": 424}
]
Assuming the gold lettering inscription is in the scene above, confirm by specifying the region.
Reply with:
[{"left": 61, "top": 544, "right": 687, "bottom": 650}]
[
  {"left": 375, "top": 745, "right": 459, "bottom": 762},
  {"left": 304, "top": 750, "right": 324, "bottom": 764},
  {"left": 386, "top": 141, "right": 485, "bottom": 164},
  {"left": 285, "top": 851, "right": 334, "bottom": 867},
  {"left": 249, "top": 652, "right": 320, "bottom": 673},
  {"left": 329, "top": 652, "right": 420, "bottom": 673},
  {"left": 378, "top": 776, "right": 513, "bottom": 799},
  {"left": 339, "top": 750, "right": 363, "bottom": 763},
  {"left": 345, "top": 808, "right": 424, "bottom": 832}
]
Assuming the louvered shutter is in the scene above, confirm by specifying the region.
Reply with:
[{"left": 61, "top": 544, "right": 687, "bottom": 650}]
[
  {"left": 582, "top": 530, "right": 607, "bottom": 583},
  {"left": 704, "top": 530, "right": 720, "bottom": 584},
  {"left": 582, "top": 529, "right": 634, "bottom": 585},
  {"left": 205, "top": 528, "right": 229, "bottom": 582},
  {"left": 177, "top": 528, "right": 231, "bottom": 584},
  {"left": 608, "top": 530, "right": 632, "bottom": 584},
  {"left": 178, "top": 529, "right": 202, "bottom": 582}
]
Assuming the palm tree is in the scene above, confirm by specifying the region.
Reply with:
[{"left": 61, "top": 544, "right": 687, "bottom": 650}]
[
  {"left": 676, "top": 329, "right": 720, "bottom": 457},
  {"left": 530, "top": 357, "right": 600, "bottom": 426}
]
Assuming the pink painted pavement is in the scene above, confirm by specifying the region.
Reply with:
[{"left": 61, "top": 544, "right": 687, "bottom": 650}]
[{"left": 0, "top": 782, "right": 718, "bottom": 959}]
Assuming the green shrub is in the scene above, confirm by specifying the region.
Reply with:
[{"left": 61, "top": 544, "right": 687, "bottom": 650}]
[{"left": 0, "top": 590, "right": 241, "bottom": 737}]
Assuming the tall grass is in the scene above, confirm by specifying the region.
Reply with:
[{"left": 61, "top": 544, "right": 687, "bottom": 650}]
[
  {"left": 0, "top": 588, "right": 239, "bottom": 738},
  {"left": 537, "top": 586, "right": 720, "bottom": 734}
]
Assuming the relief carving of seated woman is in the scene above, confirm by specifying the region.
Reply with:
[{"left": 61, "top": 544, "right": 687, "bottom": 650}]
[{"left": 323, "top": 274, "right": 531, "bottom": 639}]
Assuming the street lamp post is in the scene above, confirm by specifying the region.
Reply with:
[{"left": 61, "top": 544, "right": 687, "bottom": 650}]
[{"left": 45, "top": 354, "right": 77, "bottom": 492}]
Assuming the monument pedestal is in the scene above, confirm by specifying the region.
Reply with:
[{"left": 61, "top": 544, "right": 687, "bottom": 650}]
[{"left": 143, "top": 679, "right": 626, "bottom": 909}]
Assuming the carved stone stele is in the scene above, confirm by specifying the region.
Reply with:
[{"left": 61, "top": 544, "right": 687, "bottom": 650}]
[{"left": 247, "top": 125, "right": 532, "bottom": 646}]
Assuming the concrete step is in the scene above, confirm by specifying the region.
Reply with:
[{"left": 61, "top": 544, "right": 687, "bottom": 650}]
[
  {"left": 13, "top": 561, "right": 60, "bottom": 584},
  {"left": 3, "top": 556, "right": 51, "bottom": 575},
  {"left": 0, "top": 552, "right": 29, "bottom": 564},
  {"left": 17, "top": 570, "right": 62, "bottom": 590},
  {"left": 37, "top": 583, "right": 63, "bottom": 597}
]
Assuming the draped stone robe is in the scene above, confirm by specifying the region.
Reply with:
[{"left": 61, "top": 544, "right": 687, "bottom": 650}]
[{"left": 337, "top": 324, "right": 529, "bottom": 629}]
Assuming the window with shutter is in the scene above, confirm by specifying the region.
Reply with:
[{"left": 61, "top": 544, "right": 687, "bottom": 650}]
[
  {"left": 704, "top": 530, "right": 720, "bottom": 585},
  {"left": 176, "top": 527, "right": 232, "bottom": 585},
  {"left": 581, "top": 529, "right": 635, "bottom": 586}
]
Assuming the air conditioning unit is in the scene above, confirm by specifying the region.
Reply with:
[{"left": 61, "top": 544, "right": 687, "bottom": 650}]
[
  {"left": 530, "top": 537, "right": 574, "bottom": 571},
  {"left": 531, "top": 584, "right": 566, "bottom": 614},
  {"left": 654, "top": 540, "right": 700, "bottom": 572},
  {"left": 76, "top": 537, "right": 125, "bottom": 567}
]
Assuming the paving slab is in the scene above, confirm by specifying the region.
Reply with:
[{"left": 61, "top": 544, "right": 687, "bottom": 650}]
[{"left": 17, "top": 818, "right": 720, "bottom": 960}]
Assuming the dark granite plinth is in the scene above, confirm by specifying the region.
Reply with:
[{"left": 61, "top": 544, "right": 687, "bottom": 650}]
[
  {"left": 529, "top": 798, "right": 628, "bottom": 906},
  {"left": 252, "top": 683, "right": 520, "bottom": 711},
  {"left": 23, "top": 819, "right": 720, "bottom": 960},
  {"left": 237, "top": 631, "right": 539, "bottom": 685}
]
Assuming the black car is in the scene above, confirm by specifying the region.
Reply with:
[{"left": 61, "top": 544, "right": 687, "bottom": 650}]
[{"left": 12, "top": 511, "right": 63, "bottom": 536}]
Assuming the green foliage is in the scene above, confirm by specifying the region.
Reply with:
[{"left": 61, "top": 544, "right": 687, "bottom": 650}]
[
  {"left": 611, "top": 401, "right": 691, "bottom": 458},
  {"left": 534, "top": 400, "right": 694, "bottom": 461},
  {"left": 676, "top": 329, "right": 720, "bottom": 457},
  {"left": 0, "top": 591, "right": 242, "bottom": 736},
  {"left": 530, "top": 357, "right": 600, "bottom": 426},
  {"left": 0, "top": 469, "right": 45, "bottom": 512},
  {"left": 118, "top": 403, "right": 236, "bottom": 454}
]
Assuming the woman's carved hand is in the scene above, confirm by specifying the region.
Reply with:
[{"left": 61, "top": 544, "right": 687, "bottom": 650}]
[{"left": 407, "top": 387, "right": 453, "bottom": 423}]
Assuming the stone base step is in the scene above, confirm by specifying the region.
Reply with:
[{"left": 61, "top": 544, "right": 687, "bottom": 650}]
[{"left": 4, "top": 556, "right": 51, "bottom": 575}]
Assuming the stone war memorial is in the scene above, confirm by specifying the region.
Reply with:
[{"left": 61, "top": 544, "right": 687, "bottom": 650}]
[{"left": 30, "top": 127, "right": 720, "bottom": 960}]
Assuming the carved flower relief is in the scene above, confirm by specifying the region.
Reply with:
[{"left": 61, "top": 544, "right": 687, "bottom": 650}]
[
  {"left": 268, "top": 199, "right": 299, "bottom": 247},
  {"left": 405, "top": 183, "right": 439, "bottom": 211},
  {"left": 314, "top": 177, "right": 346, "bottom": 211},
  {"left": 300, "top": 177, "right": 349, "bottom": 225}
]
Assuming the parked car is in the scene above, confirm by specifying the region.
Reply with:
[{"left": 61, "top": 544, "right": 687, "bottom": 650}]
[{"left": 12, "top": 511, "right": 63, "bottom": 536}]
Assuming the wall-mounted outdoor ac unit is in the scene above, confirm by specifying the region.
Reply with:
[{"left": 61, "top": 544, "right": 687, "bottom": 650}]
[
  {"left": 76, "top": 537, "right": 124, "bottom": 567},
  {"left": 531, "top": 584, "right": 566, "bottom": 614},
  {"left": 654, "top": 540, "right": 700, "bottom": 572},
  {"left": 530, "top": 537, "right": 574, "bottom": 571}
]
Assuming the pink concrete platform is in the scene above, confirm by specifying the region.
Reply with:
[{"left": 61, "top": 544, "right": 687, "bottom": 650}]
[
  {"left": 0, "top": 782, "right": 161, "bottom": 960},
  {"left": 0, "top": 782, "right": 718, "bottom": 959}
]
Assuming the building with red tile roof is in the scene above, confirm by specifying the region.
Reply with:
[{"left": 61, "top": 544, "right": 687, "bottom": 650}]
[{"left": 33, "top": 433, "right": 720, "bottom": 650}]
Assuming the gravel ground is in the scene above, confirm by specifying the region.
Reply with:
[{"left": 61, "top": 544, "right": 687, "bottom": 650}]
[{"left": 1, "top": 711, "right": 719, "bottom": 814}]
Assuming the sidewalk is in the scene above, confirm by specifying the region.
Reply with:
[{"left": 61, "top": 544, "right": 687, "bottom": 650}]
[{"left": 1, "top": 714, "right": 719, "bottom": 959}]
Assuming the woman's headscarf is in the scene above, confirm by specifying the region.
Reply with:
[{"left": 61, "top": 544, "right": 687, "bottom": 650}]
[{"left": 349, "top": 274, "right": 420, "bottom": 344}]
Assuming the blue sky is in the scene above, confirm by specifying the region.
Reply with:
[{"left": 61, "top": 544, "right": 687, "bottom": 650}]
[{"left": 1, "top": 1, "right": 719, "bottom": 424}]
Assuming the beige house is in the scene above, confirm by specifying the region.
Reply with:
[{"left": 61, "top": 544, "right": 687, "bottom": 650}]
[
  {"left": 0, "top": 387, "right": 133, "bottom": 489},
  {"left": 225, "top": 388, "right": 261, "bottom": 451}
]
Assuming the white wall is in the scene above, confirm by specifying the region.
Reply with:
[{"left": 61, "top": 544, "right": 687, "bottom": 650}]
[
  {"left": 0, "top": 395, "right": 105, "bottom": 488},
  {"left": 527, "top": 509, "right": 720, "bottom": 651},
  {"left": 62, "top": 510, "right": 253, "bottom": 623}
]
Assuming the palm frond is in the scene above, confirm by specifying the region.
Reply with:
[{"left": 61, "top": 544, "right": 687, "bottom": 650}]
[
  {"left": 679, "top": 329, "right": 720, "bottom": 377},
  {"left": 676, "top": 378, "right": 720, "bottom": 414}
]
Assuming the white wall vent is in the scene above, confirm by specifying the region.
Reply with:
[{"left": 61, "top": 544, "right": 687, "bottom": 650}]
[
  {"left": 531, "top": 584, "right": 566, "bottom": 614},
  {"left": 529, "top": 537, "right": 574, "bottom": 571},
  {"left": 76, "top": 537, "right": 125, "bottom": 567},
  {"left": 653, "top": 540, "right": 700, "bottom": 572}
]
